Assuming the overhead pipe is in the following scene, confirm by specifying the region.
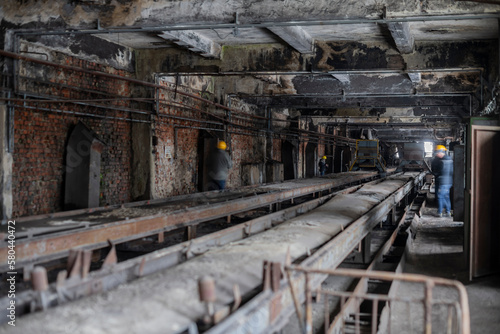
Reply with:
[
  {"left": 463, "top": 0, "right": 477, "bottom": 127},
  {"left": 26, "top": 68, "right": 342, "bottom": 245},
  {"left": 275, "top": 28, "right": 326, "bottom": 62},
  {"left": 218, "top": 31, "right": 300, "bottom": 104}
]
[
  {"left": 1, "top": 94, "right": 152, "bottom": 116},
  {"left": 0, "top": 49, "right": 257, "bottom": 122},
  {"left": 158, "top": 67, "right": 484, "bottom": 77},
  {"left": 15, "top": 93, "right": 266, "bottom": 138},
  {"left": 13, "top": 72, "right": 157, "bottom": 107},
  {"left": 0, "top": 50, "right": 478, "bottom": 126},
  {"left": 9, "top": 103, "right": 150, "bottom": 123}
]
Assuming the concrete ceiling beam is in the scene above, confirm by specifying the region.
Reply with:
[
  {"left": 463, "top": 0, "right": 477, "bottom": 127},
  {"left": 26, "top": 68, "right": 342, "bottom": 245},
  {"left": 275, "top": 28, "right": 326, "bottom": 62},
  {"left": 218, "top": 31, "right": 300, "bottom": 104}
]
[
  {"left": 387, "top": 21, "right": 415, "bottom": 54},
  {"left": 267, "top": 25, "right": 314, "bottom": 53},
  {"left": 408, "top": 72, "right": 421, "bottom": 83},
  {"left": 158, "top": 30, "right": 222, "bottom": 58}
]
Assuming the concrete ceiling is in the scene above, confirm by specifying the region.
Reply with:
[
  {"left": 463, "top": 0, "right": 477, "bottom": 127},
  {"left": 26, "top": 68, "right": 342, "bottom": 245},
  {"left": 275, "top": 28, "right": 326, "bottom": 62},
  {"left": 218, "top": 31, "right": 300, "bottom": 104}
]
[
  {"left": 98, "top": 17, "right": 498, "bottom": 50},
  {"left": 2, "top": 0, "right": 500, "bottom": 144}
]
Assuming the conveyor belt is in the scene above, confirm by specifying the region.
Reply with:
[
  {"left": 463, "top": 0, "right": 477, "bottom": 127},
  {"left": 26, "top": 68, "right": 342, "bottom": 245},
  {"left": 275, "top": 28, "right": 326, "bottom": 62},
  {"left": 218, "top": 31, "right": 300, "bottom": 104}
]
[
  {"left": 0, "top": 171, "right": 380, "bottom": 273},
  {"left": 2, "top": 172, "right": 424, "bottom": 334}
]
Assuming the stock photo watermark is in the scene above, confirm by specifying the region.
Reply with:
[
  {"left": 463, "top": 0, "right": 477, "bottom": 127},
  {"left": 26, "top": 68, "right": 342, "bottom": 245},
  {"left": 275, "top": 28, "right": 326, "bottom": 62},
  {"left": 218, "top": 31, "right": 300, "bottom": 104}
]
[{"left": 6, "top": 219, "right": 16, "bottom": 326}]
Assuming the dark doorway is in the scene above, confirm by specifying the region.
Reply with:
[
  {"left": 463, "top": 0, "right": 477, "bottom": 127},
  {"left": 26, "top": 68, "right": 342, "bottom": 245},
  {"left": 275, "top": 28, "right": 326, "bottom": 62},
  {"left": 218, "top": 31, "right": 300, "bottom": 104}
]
[
  {"left": 282, "top": 140, "right": 296, "bottom": 180},
  {"left": 469, "top": 125, "right": 500, "bottom": 278},
  {"left": 334, "top": 145, "right": 351, "bottom": 172},
  {"left": 197, "top": 132, "right": 218, "bottom": 192},
  {"left": 64, "top": 122, "right": 105, "bottom": 210},
  {"left": 305, "top": 142, "right": 317, "bottom": 178}
]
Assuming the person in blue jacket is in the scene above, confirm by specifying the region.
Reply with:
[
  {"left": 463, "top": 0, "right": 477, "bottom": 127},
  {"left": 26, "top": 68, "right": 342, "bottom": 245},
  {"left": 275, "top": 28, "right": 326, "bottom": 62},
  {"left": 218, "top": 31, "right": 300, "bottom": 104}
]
[
  {"left": 207, "top": 140, "right": 233, "bottom": 190},
  {"left": 318, "top": 156, "right": 328, "bottom": 176},
  {"left": 431, "top": 145, "right": 453, "bottom": 217}
]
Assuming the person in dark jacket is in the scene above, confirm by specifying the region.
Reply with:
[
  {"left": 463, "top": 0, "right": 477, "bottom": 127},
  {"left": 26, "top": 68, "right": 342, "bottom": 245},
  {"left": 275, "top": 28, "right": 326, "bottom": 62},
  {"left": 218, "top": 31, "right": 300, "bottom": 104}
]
[
  {"left": 206, "top": 140, "right": 233, "bottom": 190},
  {"left": 431, "top": 145, "right": 453, "bottom": 217},
  {"left": 318, "top": 156, "right": 328, "bottom": 176}
]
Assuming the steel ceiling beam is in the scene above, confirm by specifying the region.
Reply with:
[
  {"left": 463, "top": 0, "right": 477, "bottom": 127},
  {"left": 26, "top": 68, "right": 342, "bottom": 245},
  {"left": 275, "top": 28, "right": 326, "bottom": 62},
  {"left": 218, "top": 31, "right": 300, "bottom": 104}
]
[
  {"left": 158, "top": 30, "right": 222, "bottom": 58},
  {"left": 387, "top": 21, "right": 415, "bottom": 54},
  {"left": 267, "top": 25, "right": 314, "bottom": 53}
]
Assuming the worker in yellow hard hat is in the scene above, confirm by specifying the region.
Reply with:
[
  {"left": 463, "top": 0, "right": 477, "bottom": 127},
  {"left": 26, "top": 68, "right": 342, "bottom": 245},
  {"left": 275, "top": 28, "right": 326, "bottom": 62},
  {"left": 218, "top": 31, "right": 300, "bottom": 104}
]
[
  {"left": 217, "top": 140, "right": 227, "bottom": 150},
  {"left": 435, "top": 144, "right": 447, "bottom": 152},
  {"left": 431, "top": 144, "right": 453, "bottom": 217},
  {"left": 206, "top": 140, "right": 233, "bottom": 190},
  {"left": 318, "top": 155, "right": 328, "bottom": 176}
]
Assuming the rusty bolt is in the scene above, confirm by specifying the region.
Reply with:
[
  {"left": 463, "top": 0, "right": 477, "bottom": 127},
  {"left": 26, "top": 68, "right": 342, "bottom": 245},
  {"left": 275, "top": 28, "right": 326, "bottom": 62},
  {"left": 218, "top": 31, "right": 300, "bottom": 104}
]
[
  {"left": 31, "top": 266, "right": 49, "bottom": 292},
  {"left": 198, "top": 275, "right": 216, "bottom": 303}
]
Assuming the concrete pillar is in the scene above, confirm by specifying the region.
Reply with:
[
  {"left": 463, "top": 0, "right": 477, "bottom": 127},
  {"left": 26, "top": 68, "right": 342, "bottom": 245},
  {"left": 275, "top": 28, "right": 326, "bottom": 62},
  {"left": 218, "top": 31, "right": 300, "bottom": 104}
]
[
  {"left": 0, "top": 103, "right": 13, "bottom": 222},
  {"left": 131, "top": 122, "right": 152, "bottom": 201}
]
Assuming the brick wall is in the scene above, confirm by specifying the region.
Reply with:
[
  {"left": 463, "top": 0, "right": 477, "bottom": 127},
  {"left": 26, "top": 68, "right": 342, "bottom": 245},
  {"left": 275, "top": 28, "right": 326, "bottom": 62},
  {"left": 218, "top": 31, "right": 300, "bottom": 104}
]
[
  {"left": 12, "top": 51, "right": 133, "bottom": 217},
  {"left": 154, "top": 79, "right": 269, "bottom": 196},
  {"left": 154, "top": 80, "right": 207, "bottom": 197},
  {"left": 13, "top": 113, "right": 132, "bottom": 217},
  {"left": 226, "top": 133, "right": 265, "bottom": 187},
  {"left": 154, "top": 125, "right": 199, "bottom": 197},
  {"left": 272, "top": 138, "right": 282, "bottom": 161},
  {"left": 12, "top": 59, "right": 287, "bottom": 216}
]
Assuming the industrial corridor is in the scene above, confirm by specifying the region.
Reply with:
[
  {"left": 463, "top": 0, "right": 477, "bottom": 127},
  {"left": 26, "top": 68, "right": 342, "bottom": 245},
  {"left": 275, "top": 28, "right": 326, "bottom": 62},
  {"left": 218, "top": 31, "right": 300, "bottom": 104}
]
[
  {"left": 1, "top": 170, "right": 498, "bottom": 333},
  {"left": 1, "top": 1, "right": 500, "bottom": 333}
]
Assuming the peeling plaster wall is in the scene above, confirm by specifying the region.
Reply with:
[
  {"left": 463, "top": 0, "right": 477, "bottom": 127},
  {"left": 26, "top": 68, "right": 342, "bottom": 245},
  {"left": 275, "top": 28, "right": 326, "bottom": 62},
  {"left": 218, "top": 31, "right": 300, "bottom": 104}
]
[
  {"left": 138, "top": 40, "right": 497, "bottom": 102},
  {"left": 404, "top": 41, "right": 498, "bottom": 83},
  {"left": 2, "top": 0, "right": 497, "bottom": 29},
  {"left": 16, "top": 35, "right": 135, "bottom": 72},
  {"left": 0, "top": 0, "right": 140, "bottom": 28}
]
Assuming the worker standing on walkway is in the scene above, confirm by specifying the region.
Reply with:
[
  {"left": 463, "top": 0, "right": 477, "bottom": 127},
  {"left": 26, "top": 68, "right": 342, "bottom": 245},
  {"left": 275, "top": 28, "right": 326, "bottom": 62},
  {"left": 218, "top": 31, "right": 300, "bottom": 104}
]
[
  {"left": 318, "top": 156, "right": 328, "bottom": 176},
  {"left": 431, "top": 145, "right": 453, "bottom": 217},
  {"left": 207, "top": 140, "right": 233, "bottom": 190}
]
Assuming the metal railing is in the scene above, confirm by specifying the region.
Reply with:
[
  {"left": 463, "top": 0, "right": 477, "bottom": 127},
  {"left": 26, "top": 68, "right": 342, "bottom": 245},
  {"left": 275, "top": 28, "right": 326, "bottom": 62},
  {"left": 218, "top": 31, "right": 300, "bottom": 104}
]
[{"left": 285, "top": 266, "right": 470, "bottom": 334}]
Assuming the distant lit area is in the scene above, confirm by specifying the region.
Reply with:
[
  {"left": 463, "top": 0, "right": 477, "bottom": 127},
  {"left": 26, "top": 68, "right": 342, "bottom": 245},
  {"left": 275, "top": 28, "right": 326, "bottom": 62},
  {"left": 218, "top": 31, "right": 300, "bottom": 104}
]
[{"left": 424, "top": 142, "right": 434, "bottom": 157}]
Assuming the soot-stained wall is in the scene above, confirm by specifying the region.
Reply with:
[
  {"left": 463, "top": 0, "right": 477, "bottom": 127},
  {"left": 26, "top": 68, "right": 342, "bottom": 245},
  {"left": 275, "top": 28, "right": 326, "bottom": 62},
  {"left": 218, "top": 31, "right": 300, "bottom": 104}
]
[
  {"left": 12, "top": 46, "right": 133, "bottom": 217},
  {"left": 154, "top": 82, "right": 203, "bottom": 197},
  {"left": 153, "top": 79, "right": 273, "bottom": 198}
]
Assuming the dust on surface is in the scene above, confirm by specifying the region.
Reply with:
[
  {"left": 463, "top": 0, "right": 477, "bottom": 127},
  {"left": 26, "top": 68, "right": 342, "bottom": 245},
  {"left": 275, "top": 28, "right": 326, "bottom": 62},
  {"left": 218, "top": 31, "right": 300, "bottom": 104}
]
[{"left": 3, "top": 175, "right": 414, "bottom": 333}]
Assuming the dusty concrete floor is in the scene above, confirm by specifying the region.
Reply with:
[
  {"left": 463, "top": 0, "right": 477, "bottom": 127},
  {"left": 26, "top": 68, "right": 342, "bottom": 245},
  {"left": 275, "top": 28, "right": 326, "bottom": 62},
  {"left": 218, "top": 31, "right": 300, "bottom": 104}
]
[{"left": 404, "top": 193, "right": 500, "bottom": 334}]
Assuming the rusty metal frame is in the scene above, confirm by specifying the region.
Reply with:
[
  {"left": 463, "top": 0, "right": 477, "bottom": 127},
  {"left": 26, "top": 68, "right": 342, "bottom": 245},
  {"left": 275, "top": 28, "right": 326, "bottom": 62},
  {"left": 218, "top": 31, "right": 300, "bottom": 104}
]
[
  {"left": 205, "top": 172, "right": 426, "bottom": 334},
  {"left": 325, "top": 193, "right": 415, "bottom": 333},
  {"left": 0, "top": 182, "right": 369, "bottom": 322},
  {"left": 0, "top": 172, "right": 380, "bottom": 272},
  {"left": 324, "top": 188, "right": 429, "bottom": 333},
  {"left": 288, "top": 266, "right": 470, "bottom": 334}
]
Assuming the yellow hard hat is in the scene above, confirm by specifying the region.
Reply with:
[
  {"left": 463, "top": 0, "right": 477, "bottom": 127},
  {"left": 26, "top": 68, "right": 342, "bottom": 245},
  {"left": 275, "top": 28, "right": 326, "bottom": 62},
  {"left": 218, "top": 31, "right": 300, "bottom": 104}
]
[
  {"left": 322, "top": 156, "right": 327, "bottom": 160},
  {"left": 435, "top": 145, "right": 447, "bottom": 152},
  {"left": 217, "top": 141, "right": 227, "bottom": 150}
]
